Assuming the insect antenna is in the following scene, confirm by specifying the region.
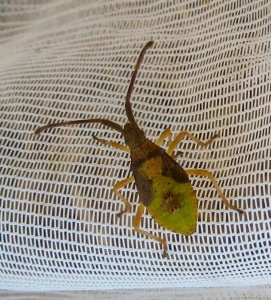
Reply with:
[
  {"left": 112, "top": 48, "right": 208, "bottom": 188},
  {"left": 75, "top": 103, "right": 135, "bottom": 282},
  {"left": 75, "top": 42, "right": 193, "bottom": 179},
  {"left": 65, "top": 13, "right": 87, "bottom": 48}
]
[
  {"left": 35, "top": 41, "right": 154, "bottom": 136},
  {"left": 34, "top": 119, "right": 123, "bottom": 135},
  {"left": 125, "top": 41, "right": 154, "bottom": 126}
]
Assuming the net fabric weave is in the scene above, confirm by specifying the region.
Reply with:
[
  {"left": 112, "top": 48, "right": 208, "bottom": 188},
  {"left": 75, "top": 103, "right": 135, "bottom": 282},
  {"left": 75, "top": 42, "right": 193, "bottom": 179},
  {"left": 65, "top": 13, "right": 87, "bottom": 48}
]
[{"left": 0, "top": 0, "right": 271, "bottom": 294}]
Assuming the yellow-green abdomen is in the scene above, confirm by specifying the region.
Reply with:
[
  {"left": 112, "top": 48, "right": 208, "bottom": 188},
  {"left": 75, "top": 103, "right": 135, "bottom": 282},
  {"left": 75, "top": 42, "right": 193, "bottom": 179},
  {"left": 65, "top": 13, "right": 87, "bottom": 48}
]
[{"left": 147, "top": 176, "right": 198, "bottom": 235}]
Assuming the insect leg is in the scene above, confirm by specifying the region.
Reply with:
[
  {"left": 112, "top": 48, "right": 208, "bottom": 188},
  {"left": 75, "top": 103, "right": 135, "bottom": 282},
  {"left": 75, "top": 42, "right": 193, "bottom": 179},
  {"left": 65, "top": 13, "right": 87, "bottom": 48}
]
[
  {"left": 155, "top": 128, "right": 181, "bottom": 159},
  {"left": 134, "top": 203, "right": 169, "bottom": 258},
  {"left": 167, "top": 132, "right": 218, "bottom": 156},
  {"left": 113, "top": 176, "right": 134, "bottom": 217},
  {"left": 186, "top": 169, "right": 244, "bottom": 214},
  {"left": 93, "top": 135, "right": 130, "bottom": 152},
  {"left": 155, "top": 128, "right": 173, "bottom": 147}
]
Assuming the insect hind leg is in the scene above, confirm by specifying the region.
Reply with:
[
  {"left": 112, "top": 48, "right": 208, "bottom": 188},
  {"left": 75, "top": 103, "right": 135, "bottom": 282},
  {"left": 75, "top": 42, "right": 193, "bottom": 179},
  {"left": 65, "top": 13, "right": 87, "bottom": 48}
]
[
  {"left": 186, "top": 169, "right": 244, "bottom": 214},
  {"left": 134, "top": 203, "right": 169, "bottom": 258}
]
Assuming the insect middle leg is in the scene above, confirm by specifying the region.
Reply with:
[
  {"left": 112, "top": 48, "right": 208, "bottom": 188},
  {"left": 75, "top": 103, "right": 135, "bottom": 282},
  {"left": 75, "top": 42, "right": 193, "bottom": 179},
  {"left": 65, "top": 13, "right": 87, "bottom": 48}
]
[
  {"left": 155, "top": 128, "right": 173, "bottom": 147},
  {"left": 134, "top": 203, "right": 169, "bottom": 258},
  {"left": 94, "top": 136, "right": 134, "bottom": 215},
  {"left": 113, "top": 176, "right": 135, "bottom": 217},
  {"left": 155, "top": 128, "right": 181, "bottom": 159},
  {"left": 167, "top": 131, "right": 218, "bottom": 156},
  {"left": 186, "top": 169, "right": 244, "bottom": 214}
]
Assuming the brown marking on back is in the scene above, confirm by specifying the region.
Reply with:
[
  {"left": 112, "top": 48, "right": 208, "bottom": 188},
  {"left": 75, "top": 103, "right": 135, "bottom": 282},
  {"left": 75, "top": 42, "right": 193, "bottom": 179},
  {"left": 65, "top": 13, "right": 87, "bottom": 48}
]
[{"left": 162, "top": 191, "right": 180, "bottom": 213}]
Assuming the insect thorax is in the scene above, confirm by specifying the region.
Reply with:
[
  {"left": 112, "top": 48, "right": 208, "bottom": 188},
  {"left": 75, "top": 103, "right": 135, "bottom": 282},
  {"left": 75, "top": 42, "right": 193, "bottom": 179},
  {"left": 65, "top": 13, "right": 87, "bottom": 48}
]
[{"left": 123, "top": 122, "right": 146, "bottom": 149}]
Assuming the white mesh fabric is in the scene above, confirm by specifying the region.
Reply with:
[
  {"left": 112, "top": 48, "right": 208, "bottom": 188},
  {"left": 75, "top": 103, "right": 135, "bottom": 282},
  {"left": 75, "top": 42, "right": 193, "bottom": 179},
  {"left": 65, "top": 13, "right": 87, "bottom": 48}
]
[
  {"left": 1, "top": 285, "right": 271, "bottom": 300},
  {"left": 0, "top": 0, "right": 271, "bottom": 294}
]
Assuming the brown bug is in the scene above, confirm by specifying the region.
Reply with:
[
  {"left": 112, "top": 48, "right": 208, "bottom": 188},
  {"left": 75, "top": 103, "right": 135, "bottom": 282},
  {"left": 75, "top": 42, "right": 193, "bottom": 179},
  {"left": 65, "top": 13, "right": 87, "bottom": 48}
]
[{"left": 35, "top": 41, "right": 244, "bottom": 257}]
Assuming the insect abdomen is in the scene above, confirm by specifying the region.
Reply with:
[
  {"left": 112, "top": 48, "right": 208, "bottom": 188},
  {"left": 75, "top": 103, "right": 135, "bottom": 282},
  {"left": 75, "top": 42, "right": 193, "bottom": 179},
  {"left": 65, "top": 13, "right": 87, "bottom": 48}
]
[{"left": 147, "top": 176, "right": 198, "bottom": 235}]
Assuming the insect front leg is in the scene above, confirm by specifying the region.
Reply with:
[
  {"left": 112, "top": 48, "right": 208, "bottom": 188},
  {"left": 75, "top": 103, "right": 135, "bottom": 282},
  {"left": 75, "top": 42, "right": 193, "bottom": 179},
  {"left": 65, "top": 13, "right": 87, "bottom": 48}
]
[
  {"left": 167, "top": 131, "right": 218, "bottom": 156},
  {"left": 93, "top": 135, "right": 130, "bottom": 153},
  {"left": 134, "top": 203, "right": 169, "bottom": 258},
  {"left": 186, "top": 169, "right": 244, "bottom": 214},
  {"left": 113, "top": 176, "right": 134, "bottom": 217}
]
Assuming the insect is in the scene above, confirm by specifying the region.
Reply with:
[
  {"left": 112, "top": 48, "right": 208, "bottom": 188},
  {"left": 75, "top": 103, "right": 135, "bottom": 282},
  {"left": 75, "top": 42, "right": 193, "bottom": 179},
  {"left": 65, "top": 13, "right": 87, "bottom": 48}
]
[{"left": 35, "top": 41, "right": 244, "bottom": 257}]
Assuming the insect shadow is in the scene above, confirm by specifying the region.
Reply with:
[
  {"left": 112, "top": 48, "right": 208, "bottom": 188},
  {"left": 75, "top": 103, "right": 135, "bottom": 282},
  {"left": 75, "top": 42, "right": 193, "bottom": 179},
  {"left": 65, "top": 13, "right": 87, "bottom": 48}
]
[{"left": 35, "top": 41, "right": 244, "bottom": 258}]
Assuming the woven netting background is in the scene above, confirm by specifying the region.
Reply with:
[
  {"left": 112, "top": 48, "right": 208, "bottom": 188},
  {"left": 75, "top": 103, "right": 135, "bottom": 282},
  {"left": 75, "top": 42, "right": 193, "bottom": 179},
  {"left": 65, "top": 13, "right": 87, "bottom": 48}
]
[{"left": 1, "top": 0, "right": 271, "bottom": 295}]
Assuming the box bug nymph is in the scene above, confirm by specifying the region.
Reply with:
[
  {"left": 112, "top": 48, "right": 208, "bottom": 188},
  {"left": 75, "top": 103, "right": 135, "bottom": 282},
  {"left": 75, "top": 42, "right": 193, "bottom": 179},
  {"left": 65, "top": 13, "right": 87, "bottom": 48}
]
[{"left": 35, "top": 41, "right": 244, "bottom": 258}]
